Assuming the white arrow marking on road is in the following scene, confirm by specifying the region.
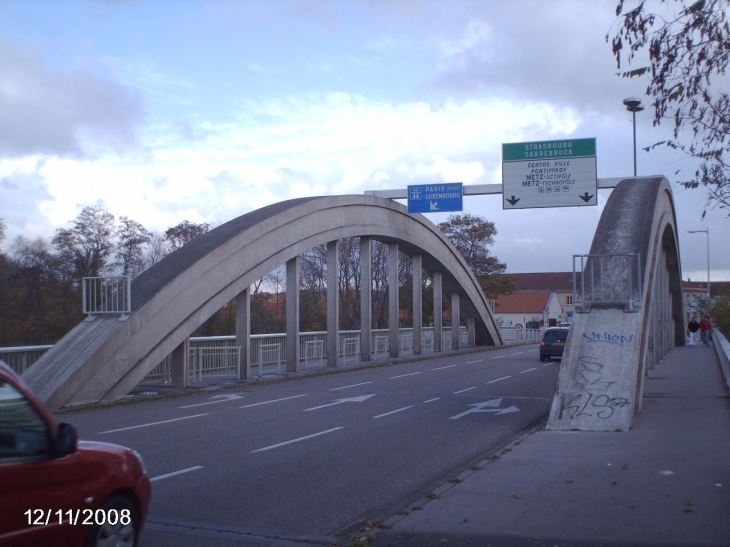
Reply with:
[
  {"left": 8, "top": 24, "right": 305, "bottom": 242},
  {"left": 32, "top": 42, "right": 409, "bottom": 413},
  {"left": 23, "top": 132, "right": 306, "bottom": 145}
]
[
  {"left": 449, "top": 398, "right": 521, "bottom": 420},
  {"left": 303, "top": 394, "right": 375, "bottom": 411},
  {"left": 180, "top": 393, "right": 244, "bottom": 408}
]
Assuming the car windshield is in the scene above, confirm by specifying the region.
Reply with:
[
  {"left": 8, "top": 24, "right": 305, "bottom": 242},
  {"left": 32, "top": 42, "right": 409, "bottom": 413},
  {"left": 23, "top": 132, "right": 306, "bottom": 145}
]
[{"left": 543, "top": 330, "right": 568, "bottom": 342}]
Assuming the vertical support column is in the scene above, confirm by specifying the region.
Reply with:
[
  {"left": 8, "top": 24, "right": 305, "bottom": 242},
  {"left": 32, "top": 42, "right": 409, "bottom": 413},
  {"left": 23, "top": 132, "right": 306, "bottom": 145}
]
[
  {"left": 235, "top": 288, "right": 251, "bottom": 379},
  {"left": 360, "top": 237, "right": 372, "bottom": 362},
  {"left": 388, "top": 242, "right": 399, "bottom": 359},
  {"left": 433, "top": 271, "right": 443, "bottom": 352},
  {"left": 451, "top": 292, "right": 460, "bottom": 350},
  {"left": 412, "top": 254, "right": 422, "bottom": 355},
  {"left": 467, "top": 317, "right": 476, "bottom": 348},
  {"left": 327, "top": 240, "right": 340, "bottom": 367},
  {"left": 286, "top": 256, "right": 300, "bottom": 372},
  {"left": 171, "top": 337, "right": 189, "bottom": 388}
]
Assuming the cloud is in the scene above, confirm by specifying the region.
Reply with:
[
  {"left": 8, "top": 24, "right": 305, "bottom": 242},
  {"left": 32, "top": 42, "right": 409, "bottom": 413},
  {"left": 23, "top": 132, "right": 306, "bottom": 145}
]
[
  {"left": 0, "top": 158, "right": 56, "bottom": 240},
  {"left": 0, "top": 34, "right": 145, "bottom": 159}
]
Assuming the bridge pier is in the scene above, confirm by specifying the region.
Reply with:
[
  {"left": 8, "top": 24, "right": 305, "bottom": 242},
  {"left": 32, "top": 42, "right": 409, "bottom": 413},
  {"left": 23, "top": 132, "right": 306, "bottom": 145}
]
[
  {"left": 433, "top": 271, "right": 443, "bottom": 352},
  {"left": 286, "top": 256, "right": 300, "bottom": 372},
  {"left": 360, "top": 237, "right": 372, "bottom": 362},
  {"left": 171, "top": 337, "right": 189, "bottom": 388},
  {"left": 327, "top": 240, "right": 339, "bottom": 368},
  {"left": 235, "top": 288, "right": 251, "bottom": 379},
  {"left": 413, "top": 254, "right": 423, "bottom": 355},
  {"left": 388, "top": 243, "right": 399, "bottom": 359},
  {"left": 451, "top": 292, "right": 460, "bottom": 349}
]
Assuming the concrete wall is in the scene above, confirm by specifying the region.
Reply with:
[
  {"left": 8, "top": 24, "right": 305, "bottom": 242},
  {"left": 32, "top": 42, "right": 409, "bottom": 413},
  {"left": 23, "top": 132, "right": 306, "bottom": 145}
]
[
  {"left": 23, "top": 195, "right": 503, "bottom": 408},
  {"left": 547, "top": 177, "right": 683, "bottom": 432}
]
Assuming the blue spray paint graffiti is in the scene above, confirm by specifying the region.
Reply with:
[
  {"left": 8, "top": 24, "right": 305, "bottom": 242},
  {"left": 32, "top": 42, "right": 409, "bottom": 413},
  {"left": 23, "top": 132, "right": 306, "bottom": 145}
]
[{"left": 583, "top": 332, "right": 635, "bottom": 345}]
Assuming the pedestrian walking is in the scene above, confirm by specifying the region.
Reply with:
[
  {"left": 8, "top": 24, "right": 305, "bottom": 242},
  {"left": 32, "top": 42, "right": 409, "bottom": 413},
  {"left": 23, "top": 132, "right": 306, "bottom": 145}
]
[
  {"left": 699, "top": 314, "right": 712, "bottom": 346},
  {"left": 688, "top": 316, "right": 700, "bottom": 346}
]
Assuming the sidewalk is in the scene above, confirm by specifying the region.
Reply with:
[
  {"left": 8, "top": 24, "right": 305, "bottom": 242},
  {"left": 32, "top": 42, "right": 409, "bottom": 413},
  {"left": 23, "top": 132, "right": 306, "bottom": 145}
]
[{"left": 376, "top": 345, "right": 730, "bottom": 547}]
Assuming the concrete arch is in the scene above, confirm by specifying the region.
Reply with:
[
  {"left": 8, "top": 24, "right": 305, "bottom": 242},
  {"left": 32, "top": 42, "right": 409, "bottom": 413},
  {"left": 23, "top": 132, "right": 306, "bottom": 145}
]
[
  {"left": 547, "top": 177, "right": 684, "bottom": 432},
  {"left": 24, "top": 195, "right": 503, "bottom": 409}
]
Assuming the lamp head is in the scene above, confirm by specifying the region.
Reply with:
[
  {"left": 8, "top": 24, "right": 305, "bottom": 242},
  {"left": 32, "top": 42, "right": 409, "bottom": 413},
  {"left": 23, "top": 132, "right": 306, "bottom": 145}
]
[{"left": 623, "top": 97, "right": 644, "bottom": 112}]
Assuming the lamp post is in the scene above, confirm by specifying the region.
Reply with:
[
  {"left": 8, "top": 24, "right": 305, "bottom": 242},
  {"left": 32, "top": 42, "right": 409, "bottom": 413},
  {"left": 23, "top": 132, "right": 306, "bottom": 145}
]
[
  {"left": 623, "top": 97, "right": 644, "bottom": 176},
  {"left": 687, "top": 229, "right": 710, "bottom": 297}
]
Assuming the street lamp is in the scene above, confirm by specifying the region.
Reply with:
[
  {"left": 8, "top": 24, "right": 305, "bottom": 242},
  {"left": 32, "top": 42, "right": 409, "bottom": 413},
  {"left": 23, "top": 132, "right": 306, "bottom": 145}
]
[
  {"left": 687, "top": 229, "right": 710, "bottom": 297},
  {"left": 623, "top": 97, "right": 644, "bottom": 176}
]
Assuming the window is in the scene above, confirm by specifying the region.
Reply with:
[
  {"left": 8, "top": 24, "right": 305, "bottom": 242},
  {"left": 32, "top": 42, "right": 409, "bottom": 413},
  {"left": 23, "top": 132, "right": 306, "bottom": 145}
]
[
  {"left": 566, "top": 295, "right": 573, "bottom": 305},
  {"left": 0, "top": 381, "right": 50, "bottom": 460}
]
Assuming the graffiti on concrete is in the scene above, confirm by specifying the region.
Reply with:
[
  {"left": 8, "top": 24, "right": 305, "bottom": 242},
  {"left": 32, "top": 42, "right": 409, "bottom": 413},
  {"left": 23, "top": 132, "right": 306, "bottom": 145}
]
[
  {"left": 582, "top": 331, "right": 635, "bottom": 346},
  {"left": 559, "top": 359, "right": 631, "bottom": 421}
]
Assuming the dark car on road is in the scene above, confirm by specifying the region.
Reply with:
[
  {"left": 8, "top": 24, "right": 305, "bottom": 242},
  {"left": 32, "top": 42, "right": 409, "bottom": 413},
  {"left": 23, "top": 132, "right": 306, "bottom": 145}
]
[
  {"left": 539, "top": 327, "right": 570, "bottom": 361},
  {"left": 0, "top": 360, "right": 151, "bottom": 547}
]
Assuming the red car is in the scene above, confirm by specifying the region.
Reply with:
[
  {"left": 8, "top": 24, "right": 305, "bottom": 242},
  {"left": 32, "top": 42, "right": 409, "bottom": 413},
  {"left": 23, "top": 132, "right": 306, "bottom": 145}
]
[{"left": 0, "top": 361, "right": 151, "bottom": 546}]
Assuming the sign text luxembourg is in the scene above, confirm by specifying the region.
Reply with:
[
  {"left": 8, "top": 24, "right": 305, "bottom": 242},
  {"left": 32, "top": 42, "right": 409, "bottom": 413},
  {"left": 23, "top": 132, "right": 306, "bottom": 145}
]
[
  {"left": 408, "top": 183, "right": 463, "bottom": 213},
  {"left": 502, "top": 138, "right": 597, "bottom": 210}
]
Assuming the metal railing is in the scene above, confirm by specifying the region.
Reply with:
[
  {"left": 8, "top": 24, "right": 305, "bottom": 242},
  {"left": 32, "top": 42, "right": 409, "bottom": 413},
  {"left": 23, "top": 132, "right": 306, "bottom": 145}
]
[
  {"left": 0, "top": 345, "right": 54, "bottom": 374},
  {"left": 82, "top": 276, "right": 132, "bottom": 320},
  {"left": 499, "top": 328, "right": 545, "bottom": 344},
  {"left": 712, "top": 329, "right": 730, "bottom": 391},
  {"left": 573, "top": 253, "right": 641, "bottom": 312}
]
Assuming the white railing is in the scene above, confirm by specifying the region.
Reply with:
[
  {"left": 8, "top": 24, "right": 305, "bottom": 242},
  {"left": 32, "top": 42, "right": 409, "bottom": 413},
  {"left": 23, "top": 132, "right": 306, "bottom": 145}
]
[
  {"left": 712, "top": 328, "right": 730, "bottom": 391},
  {"left": 499, "top": 327, "right": 545, "bottom": 344},
  {"left": 82, "top": 276, "right": 132, "bottom": 320},
  {"left": 0, "top": 345, "right": 54, "bottom": 374}
]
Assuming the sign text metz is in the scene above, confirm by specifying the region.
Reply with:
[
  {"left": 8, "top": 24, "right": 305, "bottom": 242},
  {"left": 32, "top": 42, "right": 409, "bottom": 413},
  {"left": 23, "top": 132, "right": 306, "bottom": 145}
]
[
  {"left": 407, "top": 183, "right": 463, "bottom": 214},
  {"left": 502, "top": 138, "right": 597, "bottom": 210}
]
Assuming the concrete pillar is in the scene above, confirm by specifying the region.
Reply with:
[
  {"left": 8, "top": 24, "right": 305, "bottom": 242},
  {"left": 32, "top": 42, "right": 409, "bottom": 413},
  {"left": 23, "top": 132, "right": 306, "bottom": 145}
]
[
  {"left": 433, "top": 271, "right": 443, "bottom": 352},
  {"left": 360, "top": 237, "right": 372, "bottom": 362},
  {"left": 388, "top": 242, "right": 399, "bottom": 359},
  {"left": 451, "top": 292, "right": 460, "bottom": 350},
  {"left": 327, "top": 240, "right": 340, "bottom": 367},
  {"left": 412, "top": 254, "right": 422, "bottom": 355},
  {"left": 171, "top": 337, "right": 189, "bottom": 388},
  {"left": 467, "top": 317, "right": 476, "bottom": 348},
  {"left": 286, "top": 256, "right": 300, "bottom": 372},
  {"left": 235, "top": 288, "right": 251, "bottom": 379}
]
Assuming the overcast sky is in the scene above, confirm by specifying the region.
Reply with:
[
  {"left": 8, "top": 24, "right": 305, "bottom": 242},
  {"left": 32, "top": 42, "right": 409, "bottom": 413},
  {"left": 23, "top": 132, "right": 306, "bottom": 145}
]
[{"left": 0, "top": 0, "right": 727, "bottom": 283}]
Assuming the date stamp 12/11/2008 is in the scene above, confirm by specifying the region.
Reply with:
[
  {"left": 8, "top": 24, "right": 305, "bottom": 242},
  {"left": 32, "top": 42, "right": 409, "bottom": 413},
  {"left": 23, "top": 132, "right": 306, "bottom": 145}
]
[{"left": 25, "top": 508, "right": 132, "bottom": 527}]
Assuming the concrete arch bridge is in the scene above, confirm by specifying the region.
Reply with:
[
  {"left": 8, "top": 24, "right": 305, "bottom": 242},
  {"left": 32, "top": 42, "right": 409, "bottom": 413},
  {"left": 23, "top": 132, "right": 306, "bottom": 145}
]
[{"left": 24, "top": 195, "right": 503, "bottom": 410}]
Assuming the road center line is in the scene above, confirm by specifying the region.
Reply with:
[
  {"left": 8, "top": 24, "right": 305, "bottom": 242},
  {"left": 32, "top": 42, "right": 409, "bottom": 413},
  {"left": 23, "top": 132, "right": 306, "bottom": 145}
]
[
  {"left": 519, "top": 367, "right": 538, "bottom": 374},
  {"left": 240, "top": 394, "right": 308, "bottom": 408},
  {"left": 373, "top": 406, "right": 414, "bottom": 419},
  {"left": 423, "top": 397, "right": 441, "bottom": 403},
  {"left": 251, "top": 427, "right": 344, "bottom": 453},
  {"left": 432, "top": 365, "right": 457, "bottom": 370},
  {"left": 487, "top": 376, "right": 511, "bottom": 384},
  {"left": 390, "top": 372, "right": 421, "bottom": 379},
  {"left": 331, "top": 381, "right": 374, "bottom": 391},
  {"left": 510, "top": 352, "right": 525, "bottom": 355},
  {"left": 491, "top": 355, "right": 506, "bottom": 359},
  {"left": 542, "top": 362, "right": 555, "bottom": 366},
  {"left": 100, "top": 414, "right": 209, "bottom": 434},
  {"left": 454, "top": 387, "right": 477, "bottom": 394},
  {"left": 150, "top": 466, "right": 204, "bottom": 482},
  {"left": 466, "top": 359, "right": 485, "bottom": 364}
]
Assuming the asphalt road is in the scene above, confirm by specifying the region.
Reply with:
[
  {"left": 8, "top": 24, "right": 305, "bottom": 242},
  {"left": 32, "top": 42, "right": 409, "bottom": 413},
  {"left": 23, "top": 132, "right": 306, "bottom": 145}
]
[{"left": 59, "top": 344, "right": 560, "bottom": 546}]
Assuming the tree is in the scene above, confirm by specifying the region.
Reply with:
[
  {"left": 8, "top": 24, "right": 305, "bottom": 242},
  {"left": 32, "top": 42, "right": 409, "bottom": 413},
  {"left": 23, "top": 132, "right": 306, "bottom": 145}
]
[
  {"left": 438, "top": 213, "right": 516, "bottom": 300},
  {"left": 164, "top": 220, "right": 210, "bottom": 251},
  {"left": 608, "top": 0, "right": 730, "bottom": 217},
  {"left": 52, "top": 205, "right": 116, "bottom": 283},
  {"left": 115, "top": 216, "right": 152, "bottom": 277}
]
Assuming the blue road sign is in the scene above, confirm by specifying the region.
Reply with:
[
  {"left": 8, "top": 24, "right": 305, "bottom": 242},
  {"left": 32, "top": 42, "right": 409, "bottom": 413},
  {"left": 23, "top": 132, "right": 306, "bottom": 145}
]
[{"left": 407, "top": 183, "right": 463, "bottom": 213}]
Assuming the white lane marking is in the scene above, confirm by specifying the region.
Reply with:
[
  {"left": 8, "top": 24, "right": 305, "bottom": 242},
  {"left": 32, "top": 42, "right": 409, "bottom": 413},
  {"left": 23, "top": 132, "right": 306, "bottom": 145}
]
[
  {"left": 466, "top": 359, "right": 485, "bottom": 364},
  {"left": 390, "top": 372, "right": 422, "bottom": 379},
  {"left": 373, "top": 406, "right": 414, "bottom": 419},
  {"left": 519, "top": 367, "right": 538, "bottom": 374},
  {"left": 528, "top": 349, "right": 539, "bottom": 352},
  {"left": 454, "top": 387, "right": 477, "bottom": 394},
  {"left": 303, "top": 394, "right": 375, "bottom": 411},
  {"left": 331, "top": 381, "right": 374, "bottom": 391},
  {"left": 240, "top": 394, "right": 308, "bottom": 408},
  {"left": 180, "top": 394, "right": 244, "bottom": 408},
  {"left": 542, "top": 362, "right": 554, "bottom": 367},
  {"left": 510, "top": 352, "right": 525, "bottom": 355},
  {"left": 487, "top": 376, "right": 511, "bottom": 384},
  {"left": 150, "top": 466, "right": 204, "bottom": 482},
  {"left": 251, "top": 427, "right": 344, "bottom": 453},
  {"left": 423, "top": 397, "right": 441, "bottom": 403},
  {"left": 100, "top": 414, "right": 209, "bottom": 434},
  {"left": 491, "top": 355, "right": 506, "bottom": 359},
  {"left": 432, "top": 364, "right": 457, "bottom": 370}
]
